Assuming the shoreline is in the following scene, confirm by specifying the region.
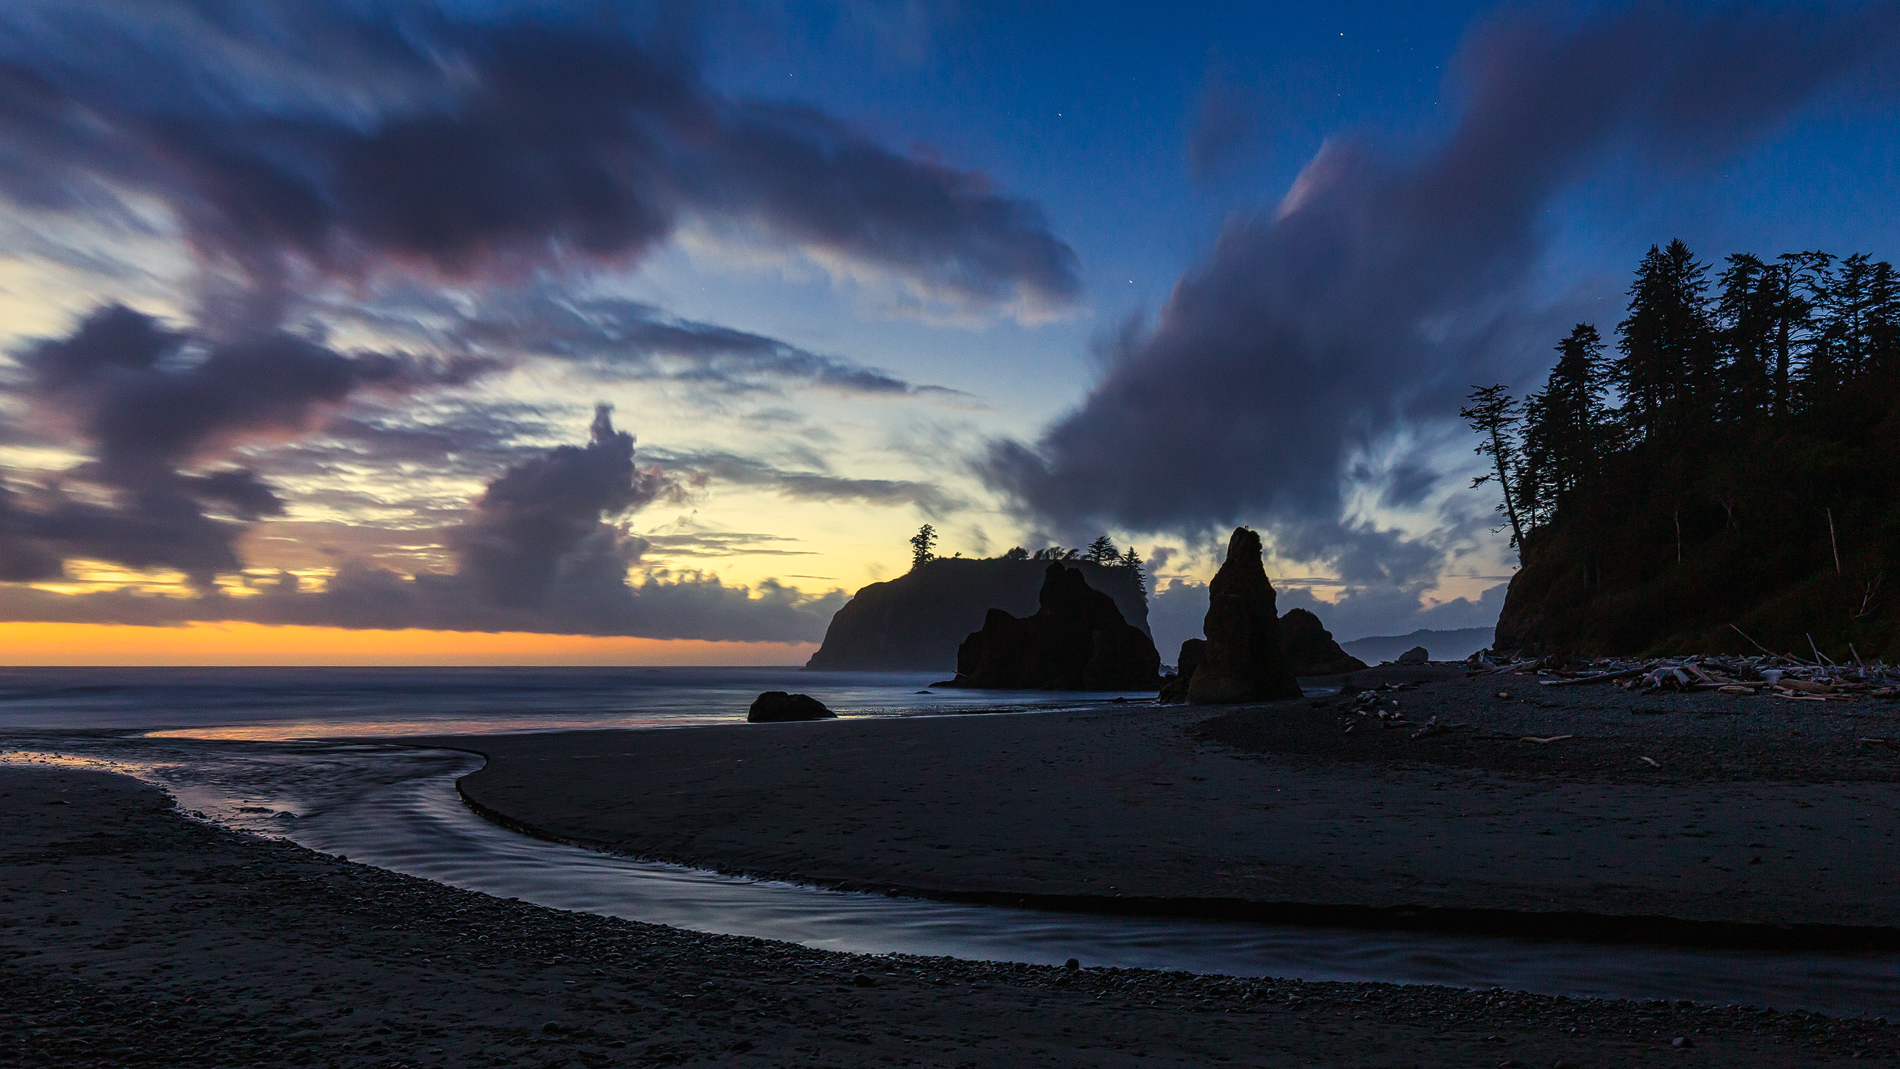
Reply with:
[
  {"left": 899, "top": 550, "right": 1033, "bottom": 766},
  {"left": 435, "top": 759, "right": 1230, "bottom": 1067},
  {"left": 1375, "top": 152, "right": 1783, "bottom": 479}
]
[
  {"left": 449, "top": 769, "right": 1900, "bottom": 953},
  {"left": 7, "top": 763, "right": 1900, "bottom": 1067},
  {"left": 429, "top": 670, "right": 1900, "bottom": 938}
]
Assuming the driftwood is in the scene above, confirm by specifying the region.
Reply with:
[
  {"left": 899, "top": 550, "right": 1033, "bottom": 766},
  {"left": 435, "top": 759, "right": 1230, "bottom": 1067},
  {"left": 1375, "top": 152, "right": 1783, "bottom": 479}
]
[{"left": 1537, "top": 668, "right": 1647, "bottom": 687}]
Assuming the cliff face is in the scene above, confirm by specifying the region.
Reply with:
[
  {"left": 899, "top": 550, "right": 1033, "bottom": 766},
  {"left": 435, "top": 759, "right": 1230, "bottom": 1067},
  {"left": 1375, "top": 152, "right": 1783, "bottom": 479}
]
[
  {"left": 804, "top": 557, "right": 1150, "bottom": 672},
  {"left": 1487, "top": 358, "right": 1900, "bottom": 660}
]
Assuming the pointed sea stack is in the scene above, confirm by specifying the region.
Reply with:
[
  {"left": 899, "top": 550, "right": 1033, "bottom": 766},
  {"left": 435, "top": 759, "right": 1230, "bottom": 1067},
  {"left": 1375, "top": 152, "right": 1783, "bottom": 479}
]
[
  {"left": 949, "top": 564, "right": 1162, "bottom": 690},
  {"left": 1187, "top": 527, "right": 1302, "bottom": 703}
]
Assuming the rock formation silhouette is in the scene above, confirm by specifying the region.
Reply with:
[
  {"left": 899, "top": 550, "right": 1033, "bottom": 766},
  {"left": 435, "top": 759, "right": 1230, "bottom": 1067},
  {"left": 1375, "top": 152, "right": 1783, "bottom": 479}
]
[
  {"left": 1186, "top": 528, "right": 1303, "bottom": 703},
  {"left": 947, "top": 564, "right": 1161, "bottom": 690},
  {"left": 805, "top": 558, "right": 1149, "bottom": 672},
  {"left": 1277, "top": 608, "right": 1369, "bottom": 676}
]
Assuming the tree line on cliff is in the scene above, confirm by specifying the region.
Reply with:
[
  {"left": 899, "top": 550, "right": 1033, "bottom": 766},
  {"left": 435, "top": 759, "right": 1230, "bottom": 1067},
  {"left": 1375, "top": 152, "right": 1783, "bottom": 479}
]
[
  {"left": 1469, "top": 240, "right": 1900, "bottom": 658},
  {"left": 909, "top": 524, "right": 1145, "bottom": 591}
]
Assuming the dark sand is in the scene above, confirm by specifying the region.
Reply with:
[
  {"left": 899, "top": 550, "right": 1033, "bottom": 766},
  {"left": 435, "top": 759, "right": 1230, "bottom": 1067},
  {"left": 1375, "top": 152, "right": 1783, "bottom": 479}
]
[
  {"left": 443, "top": 670, "right": 1900, "bottom": 934},
  {"left": 7, "top": 765, "right": 1898, "bottom": 1067}
]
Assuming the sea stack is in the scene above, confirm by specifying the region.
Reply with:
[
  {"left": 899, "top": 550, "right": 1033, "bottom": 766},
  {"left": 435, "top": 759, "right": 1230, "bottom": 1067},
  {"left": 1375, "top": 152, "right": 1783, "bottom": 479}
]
[
  {"left": 1187, "top": 527, "right": 1302, "bottom": 703},
  {"left": 949, "top": 564, "right": 1162, "bottom": 690},
  {"left": 1277, "top": 608, "right": 1369, "bottom": 676}
]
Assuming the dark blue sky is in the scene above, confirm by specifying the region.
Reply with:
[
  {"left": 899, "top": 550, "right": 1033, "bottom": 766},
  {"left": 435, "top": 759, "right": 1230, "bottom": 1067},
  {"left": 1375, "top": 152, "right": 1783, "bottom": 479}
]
[
  {"left": 0, "top": 0, "right": 1895, "bottom": 657},
  {"left": 690, "top": 1, "right": 1897, "bottom": 321}
]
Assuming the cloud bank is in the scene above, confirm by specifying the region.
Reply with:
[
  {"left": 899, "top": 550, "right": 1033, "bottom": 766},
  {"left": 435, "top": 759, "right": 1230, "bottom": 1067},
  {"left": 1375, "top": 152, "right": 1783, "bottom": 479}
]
[
  {"left": 0, "top": 401, "right": 846, "bottom": 642},
  {"left": 0, "top": 1, "right": 1081, "bottom": 321},
  {"left": 984, "top": 4, "right": 1900, "bottom": 572}
]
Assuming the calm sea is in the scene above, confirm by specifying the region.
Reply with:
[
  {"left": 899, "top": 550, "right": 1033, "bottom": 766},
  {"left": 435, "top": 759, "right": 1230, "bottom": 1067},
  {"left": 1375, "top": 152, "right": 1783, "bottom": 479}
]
[{"left": 0, "top": 665, "right": 1154, "bottom": 739}]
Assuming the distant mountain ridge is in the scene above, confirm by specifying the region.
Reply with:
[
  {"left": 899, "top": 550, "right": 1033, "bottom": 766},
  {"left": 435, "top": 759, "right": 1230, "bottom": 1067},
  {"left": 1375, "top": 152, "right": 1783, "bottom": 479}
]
[
  {"left": 1341, "top": 627, "right": 1495, "bottom": 665},
  {"left": 804, "top": 557, "right": 1149, "bottom": 673}
]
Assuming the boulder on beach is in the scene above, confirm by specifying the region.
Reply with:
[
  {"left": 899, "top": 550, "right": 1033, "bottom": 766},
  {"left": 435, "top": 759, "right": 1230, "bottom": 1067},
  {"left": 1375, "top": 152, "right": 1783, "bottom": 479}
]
[
  {"left": 946, "top": 564, "right": 1162, "bottom": 690},
  {"left": 1277, "top": 608, "right": 1369, "bottom": 676},
  {"left": 1396, "top": 645, "right": 1430, "bottom": 665},
  {"left": 1187, "top": 528, "right": 1302, "bottom": 704},
  {"left": 747, "top": 692, "right": 836, "bottom": 723}
]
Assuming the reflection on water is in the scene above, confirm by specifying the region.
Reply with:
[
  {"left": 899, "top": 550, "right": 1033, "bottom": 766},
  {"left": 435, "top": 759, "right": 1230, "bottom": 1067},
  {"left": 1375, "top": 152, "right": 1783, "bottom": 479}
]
[{"left": 5, "top": 735, "right": 1898, "bottom": 1019}]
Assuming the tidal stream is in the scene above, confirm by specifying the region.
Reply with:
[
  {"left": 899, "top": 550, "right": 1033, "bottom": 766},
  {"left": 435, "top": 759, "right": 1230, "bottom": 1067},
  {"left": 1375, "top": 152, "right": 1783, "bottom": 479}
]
[{"left": 7, "top": 735, "right": 1898, "bottom": 1019}]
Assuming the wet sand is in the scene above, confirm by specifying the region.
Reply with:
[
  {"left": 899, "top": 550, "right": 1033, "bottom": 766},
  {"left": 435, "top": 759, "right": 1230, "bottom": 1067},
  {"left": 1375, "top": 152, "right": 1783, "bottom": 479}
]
[
  {"left": 6, "top": 764, "right": 1897, "bottom": 1067},
  {"left": 441, "top": 671, "right": 1900, "bottom": 936}
]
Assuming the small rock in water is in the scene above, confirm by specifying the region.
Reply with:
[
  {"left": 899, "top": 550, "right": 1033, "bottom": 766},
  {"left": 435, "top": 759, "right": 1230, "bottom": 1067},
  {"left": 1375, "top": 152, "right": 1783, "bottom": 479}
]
[{"left": 1396, "top": 645, "right": 1429, "bottom": 665}]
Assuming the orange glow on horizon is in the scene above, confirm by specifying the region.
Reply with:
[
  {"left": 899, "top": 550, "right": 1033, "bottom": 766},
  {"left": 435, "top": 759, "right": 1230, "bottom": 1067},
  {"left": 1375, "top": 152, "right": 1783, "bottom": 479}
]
[{"left": 0, "top": 622, "right": 816, "bottom": 667}]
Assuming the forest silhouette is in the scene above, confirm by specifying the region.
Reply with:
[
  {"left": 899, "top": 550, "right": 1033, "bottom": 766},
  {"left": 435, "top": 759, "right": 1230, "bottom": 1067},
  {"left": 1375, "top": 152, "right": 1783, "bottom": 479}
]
[{"left": 1471, "top": 240, "right": 1900, "bottom": 659}]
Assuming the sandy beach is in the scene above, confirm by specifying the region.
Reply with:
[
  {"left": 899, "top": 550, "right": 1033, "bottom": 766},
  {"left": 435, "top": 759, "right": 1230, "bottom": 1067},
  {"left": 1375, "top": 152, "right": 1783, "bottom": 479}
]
[
  {"left": 8, "top": 762, "right": 1900, "bottom": 1068},
  {"left": 441, "top": 670, "right": 1900, "bottom": 938}
]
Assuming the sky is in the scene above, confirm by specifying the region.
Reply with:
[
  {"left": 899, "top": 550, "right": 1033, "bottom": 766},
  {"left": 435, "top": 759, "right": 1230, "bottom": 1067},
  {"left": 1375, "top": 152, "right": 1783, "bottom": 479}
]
[{"left": 0, "top": 0, "right": 1895, "bottom": 665}]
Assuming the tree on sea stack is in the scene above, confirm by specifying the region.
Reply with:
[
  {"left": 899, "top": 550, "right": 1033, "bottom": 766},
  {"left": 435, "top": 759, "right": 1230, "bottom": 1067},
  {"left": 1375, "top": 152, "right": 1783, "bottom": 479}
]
[
  {"left": 1119, "top": 546, "right": 1145, "bottom": 593},
  {"left": 1086, "top": 535, "right": 1118, "bottom": 563},
  {"left": 909, "top": 524, "right": 938, "bottom": 570}
]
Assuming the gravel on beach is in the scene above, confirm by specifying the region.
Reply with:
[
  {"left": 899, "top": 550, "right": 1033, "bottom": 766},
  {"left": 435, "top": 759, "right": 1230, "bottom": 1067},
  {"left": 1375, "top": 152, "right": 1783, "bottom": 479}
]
[{"left": 5, "top": 765, "right": 1898, "bottom": 1068}]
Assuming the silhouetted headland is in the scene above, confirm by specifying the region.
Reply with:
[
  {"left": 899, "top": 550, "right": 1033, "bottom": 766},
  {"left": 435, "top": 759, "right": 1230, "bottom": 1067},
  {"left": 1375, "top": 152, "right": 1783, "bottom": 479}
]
[{"left": 1472, "top": 240, "right": 1899, "bottom": 662}]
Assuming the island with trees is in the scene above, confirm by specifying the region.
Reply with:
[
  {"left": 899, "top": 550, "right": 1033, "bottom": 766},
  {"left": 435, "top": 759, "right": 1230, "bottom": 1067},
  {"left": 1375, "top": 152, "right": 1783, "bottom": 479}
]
[{"left": 804, "top": 529, "right": 1151, "bottom": 672}]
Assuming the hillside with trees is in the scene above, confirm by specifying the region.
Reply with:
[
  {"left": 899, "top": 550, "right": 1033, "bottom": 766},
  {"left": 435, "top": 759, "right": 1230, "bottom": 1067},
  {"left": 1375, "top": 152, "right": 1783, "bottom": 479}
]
[{"left": 1477, "top": 240, "right": 1900, "bottom": 659}]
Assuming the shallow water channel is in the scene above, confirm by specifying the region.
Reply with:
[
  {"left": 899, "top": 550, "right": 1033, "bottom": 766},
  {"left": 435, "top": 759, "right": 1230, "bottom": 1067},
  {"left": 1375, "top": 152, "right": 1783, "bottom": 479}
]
[{"left": 10, "top": 735, "right": 1899, "bottom": 1019}]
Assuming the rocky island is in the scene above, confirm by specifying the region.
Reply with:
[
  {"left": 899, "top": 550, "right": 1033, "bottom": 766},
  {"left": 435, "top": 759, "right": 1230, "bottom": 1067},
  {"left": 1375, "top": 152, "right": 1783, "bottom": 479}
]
[
  {"left": 942, "top": 562, "right": 1161, "bottom": 690},
  {"left": 805, "top": 555, "right": 1150, "bottom": 673}
]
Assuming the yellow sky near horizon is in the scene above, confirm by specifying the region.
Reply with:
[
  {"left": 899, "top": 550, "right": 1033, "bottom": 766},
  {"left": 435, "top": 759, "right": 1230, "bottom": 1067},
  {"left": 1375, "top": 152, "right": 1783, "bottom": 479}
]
[{"left": 0, "top": 621, "right": 817, "bottom": 667}]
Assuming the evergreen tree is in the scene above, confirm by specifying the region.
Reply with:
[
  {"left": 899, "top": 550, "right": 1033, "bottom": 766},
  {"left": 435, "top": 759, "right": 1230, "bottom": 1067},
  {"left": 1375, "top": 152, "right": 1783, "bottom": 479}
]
[
  {"left": 1119, "top": 546, "right": 1146, "bottom": 594},
  {"left": 1514, "top": 386, "right": 1553, "bottom": 530},
  {"left": 1086, "top": 535, "right": 1119, "bottom": 563},
  {"left": 1001, "top": 546, "right": 1029, "bottom": 560},
  {"left": 1716, "top": 254, "right": 1775, "bottom": 421},
  {"left": 1543, "top": 324, "right": 1610, "bottom": 499},
  {"left": 1868, "top": 259, "right": 1900, "bottom": 383},
  {"left": 1460, "top": 384, "right": 1527, "bottom": 555},
  {"left": 1615, "top": 239, "right": 1715, "bottom": 440},
  {"left": 909, "top": 524, "right": 937, "bottom": 570},
  {"left": 1765, "top": 252, "right": 1824, "bottom": 417}
]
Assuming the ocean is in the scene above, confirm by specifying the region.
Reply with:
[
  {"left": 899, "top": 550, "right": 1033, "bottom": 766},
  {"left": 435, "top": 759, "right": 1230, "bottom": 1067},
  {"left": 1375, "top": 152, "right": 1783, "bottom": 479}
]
[{"left": 0, "top": 665, "right": 1149, "bottom": 739}]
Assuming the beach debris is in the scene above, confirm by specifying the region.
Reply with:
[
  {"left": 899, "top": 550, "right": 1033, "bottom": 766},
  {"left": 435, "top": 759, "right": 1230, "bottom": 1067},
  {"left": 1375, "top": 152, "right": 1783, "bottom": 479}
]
[
  {"left": 1520, "top": 735, "right": 1572, "bottom": 744},
  {"left": 1467, "top": 647, "right": 1896, "bottom": 702},
  {"left": 1410, "top": 716, "right": 1462, "bottom": 739},
  {"left": 1638, "top": 756, "right": 1660, "bottom": 767}
]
